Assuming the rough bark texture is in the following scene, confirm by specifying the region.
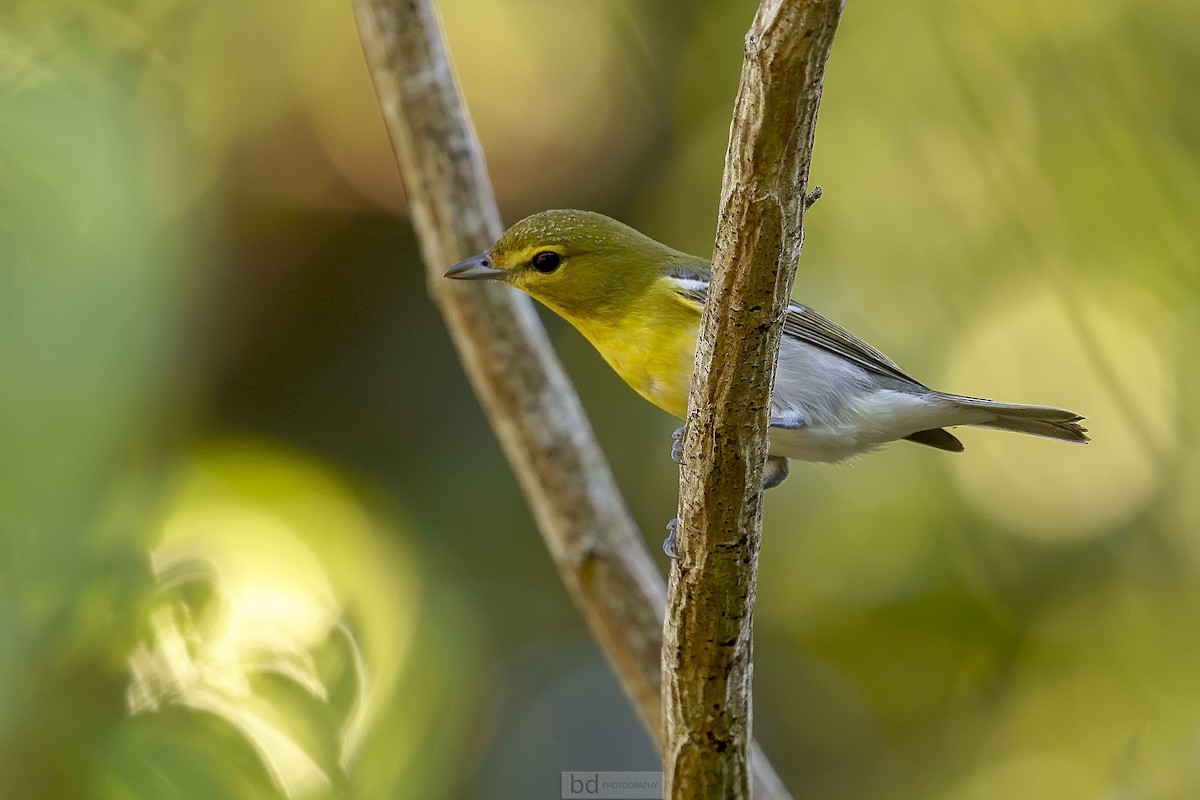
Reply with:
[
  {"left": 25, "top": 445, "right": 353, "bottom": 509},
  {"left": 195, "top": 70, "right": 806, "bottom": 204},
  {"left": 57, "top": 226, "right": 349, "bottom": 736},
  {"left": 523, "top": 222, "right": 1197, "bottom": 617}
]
[
  {"left": 663, "top": 2, "right": 845, "bottom": 798},
  {"left": 352, "top": 1, "right": 790, "bottom": 796}
]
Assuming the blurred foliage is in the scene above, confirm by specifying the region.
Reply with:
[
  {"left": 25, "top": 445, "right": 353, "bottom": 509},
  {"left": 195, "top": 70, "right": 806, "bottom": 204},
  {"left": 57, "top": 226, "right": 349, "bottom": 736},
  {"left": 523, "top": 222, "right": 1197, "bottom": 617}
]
[{"left": 1, "top": 0, "right": 1198, "bottom": 798}]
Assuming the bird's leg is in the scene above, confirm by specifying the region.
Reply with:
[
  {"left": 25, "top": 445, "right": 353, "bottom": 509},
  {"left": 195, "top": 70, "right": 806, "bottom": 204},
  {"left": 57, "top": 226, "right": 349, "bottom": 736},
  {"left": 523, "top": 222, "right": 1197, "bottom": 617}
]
[{"left": 663, "top": 518, "right": 679, "bottom": 559}]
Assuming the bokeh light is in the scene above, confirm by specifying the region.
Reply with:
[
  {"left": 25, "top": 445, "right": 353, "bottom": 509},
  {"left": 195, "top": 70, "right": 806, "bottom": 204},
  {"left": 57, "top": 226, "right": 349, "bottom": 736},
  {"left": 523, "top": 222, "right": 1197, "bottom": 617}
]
[{"left": 944, "top": 282, "right": 1177, "bottom": 541}]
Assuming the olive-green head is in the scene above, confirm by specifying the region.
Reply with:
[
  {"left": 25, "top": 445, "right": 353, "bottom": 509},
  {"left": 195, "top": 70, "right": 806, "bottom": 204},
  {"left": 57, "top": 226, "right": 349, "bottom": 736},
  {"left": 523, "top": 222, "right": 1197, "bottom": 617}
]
[{"left": 444, "top": 209, "right": 703, "bottom": 322}]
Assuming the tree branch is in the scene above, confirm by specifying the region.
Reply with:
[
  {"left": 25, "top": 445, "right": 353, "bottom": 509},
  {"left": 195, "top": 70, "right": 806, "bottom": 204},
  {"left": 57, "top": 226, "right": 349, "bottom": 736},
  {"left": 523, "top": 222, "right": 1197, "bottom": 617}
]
[
  {"left": 663, "top": 2, "right": 845, "bottom": 798},
  {"left": 352, "top": 1, "right": 790, "bottom": 796}
]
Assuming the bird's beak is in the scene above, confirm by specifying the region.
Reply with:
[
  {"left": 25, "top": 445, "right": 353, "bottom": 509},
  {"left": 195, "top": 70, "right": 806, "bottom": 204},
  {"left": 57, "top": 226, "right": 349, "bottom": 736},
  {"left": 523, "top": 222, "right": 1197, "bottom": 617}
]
[{"left": 444, "top": 253, "right": 507, "bottom": 281}]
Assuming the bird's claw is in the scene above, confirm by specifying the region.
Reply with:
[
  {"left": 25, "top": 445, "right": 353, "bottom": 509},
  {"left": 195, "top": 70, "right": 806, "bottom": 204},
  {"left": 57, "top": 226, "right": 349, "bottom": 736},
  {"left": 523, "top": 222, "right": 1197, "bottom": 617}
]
[
  {"left": 663, "top": 518, "right": 679, "bottom": 559},
  {"left": 670, "top": 426, "right": 685, "bottom": 464}
]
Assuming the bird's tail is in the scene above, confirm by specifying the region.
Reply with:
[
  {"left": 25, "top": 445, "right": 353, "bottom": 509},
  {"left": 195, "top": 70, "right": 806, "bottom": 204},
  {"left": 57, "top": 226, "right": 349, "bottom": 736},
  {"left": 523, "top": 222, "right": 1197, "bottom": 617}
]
[{"left": 942, "top": 394, "right": 1090, "bottom": 444}]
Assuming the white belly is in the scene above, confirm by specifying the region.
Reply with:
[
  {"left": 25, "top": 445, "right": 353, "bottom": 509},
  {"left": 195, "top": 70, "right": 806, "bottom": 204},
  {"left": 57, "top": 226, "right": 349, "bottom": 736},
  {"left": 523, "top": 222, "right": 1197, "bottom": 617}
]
[
  {"left": 767, "top": 389, "right": 958, "bottom": 462},
  {"left": 767, "top": 338, "right": 987, "bottom": 463}
]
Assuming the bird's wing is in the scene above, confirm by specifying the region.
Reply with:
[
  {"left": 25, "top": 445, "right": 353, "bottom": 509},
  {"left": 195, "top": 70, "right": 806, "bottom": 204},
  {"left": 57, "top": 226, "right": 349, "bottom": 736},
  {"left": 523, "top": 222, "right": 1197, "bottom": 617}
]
[
  {"left": 782, "top": 302, "right": 926, "bottom": 387},
  {"left": 672, "top": 279, "right": 926, "bottom": 388}
]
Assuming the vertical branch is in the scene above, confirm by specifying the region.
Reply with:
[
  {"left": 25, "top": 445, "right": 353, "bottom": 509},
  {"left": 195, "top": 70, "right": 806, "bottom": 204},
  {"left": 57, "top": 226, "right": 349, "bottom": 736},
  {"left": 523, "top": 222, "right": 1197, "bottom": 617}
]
[
  {"left": 352, "top": 0, "right": 663, "bottom": 732},
  {"left": 352, "top": 1, "right": 790, "bottom": 796},
  {"left": 663, "top": 1, "right": 845, "bottom": 798}
]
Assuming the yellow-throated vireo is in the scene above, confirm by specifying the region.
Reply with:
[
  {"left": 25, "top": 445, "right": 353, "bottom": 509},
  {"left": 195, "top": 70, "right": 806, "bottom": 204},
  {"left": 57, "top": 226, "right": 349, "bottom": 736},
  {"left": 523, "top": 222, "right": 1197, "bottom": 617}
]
[{"left": 445, "top": 210, "right": 1087, "bottom": 495}]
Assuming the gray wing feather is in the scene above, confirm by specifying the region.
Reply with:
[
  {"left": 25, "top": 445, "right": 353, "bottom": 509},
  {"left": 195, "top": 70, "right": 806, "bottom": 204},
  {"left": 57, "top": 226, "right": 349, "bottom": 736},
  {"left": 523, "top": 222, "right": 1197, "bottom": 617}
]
[
  {"left": 676, "top": 281, "right": 925, "bottom": 388},
  {"left": 782, "top": 302, "right": 926, "bottom": 387}
]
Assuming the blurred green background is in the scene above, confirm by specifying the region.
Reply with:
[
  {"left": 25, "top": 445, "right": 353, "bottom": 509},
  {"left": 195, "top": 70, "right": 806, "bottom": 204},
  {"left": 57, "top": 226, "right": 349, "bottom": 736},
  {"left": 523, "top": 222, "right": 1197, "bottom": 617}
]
[{"left": 2, "top": 1, "right": 1198, "bottom": 798}]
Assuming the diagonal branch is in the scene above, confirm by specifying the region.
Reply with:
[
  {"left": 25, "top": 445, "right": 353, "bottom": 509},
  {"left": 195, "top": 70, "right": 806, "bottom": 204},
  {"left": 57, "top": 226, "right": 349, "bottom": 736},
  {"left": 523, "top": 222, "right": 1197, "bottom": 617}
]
[
  {"left": 663, "top": 1, "right": 845, "bottom": 798},
  {"left": 352, "top": 1, "right": 789, "bottom": 796}
]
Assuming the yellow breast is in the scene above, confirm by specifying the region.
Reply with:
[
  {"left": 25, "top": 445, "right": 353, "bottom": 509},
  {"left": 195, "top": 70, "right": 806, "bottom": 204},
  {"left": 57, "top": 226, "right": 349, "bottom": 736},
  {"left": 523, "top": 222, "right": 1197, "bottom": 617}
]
[{"left": 565, "top": 300, "right": 699, "bottom": 420}]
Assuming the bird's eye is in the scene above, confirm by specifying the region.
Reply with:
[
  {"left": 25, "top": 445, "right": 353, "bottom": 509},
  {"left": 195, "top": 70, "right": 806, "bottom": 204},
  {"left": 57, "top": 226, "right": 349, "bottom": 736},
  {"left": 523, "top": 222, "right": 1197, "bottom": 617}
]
[{"left": 531, "top": 251, "right": 561, "bottom": 274}]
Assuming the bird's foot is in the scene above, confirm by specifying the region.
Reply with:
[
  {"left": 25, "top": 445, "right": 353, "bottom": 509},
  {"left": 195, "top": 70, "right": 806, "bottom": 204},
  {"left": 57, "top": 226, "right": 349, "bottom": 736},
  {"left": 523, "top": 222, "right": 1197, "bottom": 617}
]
[
  {"left": 764, "top": 415, "right": 800, "bottom": 490},
  {"left": 670, "top": 426, "right": 685, "bottom": 464},
  {"left": 762, "top": 456, "right": 790, "bottom": 490},
  {"left": 663, "top": 518, "right": 679, "bottom": 559}
]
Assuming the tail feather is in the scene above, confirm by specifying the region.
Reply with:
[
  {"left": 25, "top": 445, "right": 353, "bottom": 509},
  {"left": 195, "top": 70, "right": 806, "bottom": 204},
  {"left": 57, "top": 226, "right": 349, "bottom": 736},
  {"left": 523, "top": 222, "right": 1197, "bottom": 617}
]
[
  {"left": 944, "top": 394, "right": 1089, "bottom": 444},
  {"left": 975, "top": 415, "right": 1090, "bottom": 443}
]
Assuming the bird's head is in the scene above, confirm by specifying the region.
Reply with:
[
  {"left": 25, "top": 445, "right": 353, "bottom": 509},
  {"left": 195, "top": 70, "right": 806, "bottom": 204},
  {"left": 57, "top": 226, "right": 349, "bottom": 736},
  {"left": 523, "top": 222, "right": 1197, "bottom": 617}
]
[{"left": 444, "top": 209, "right": 699, "bottom": 322}]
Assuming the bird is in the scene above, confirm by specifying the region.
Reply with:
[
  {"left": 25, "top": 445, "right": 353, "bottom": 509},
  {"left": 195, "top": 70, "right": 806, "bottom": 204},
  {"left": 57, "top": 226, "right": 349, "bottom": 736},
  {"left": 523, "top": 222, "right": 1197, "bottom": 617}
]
[{"left": 445, "top": 209, "right": 1088, "bottom": 496}]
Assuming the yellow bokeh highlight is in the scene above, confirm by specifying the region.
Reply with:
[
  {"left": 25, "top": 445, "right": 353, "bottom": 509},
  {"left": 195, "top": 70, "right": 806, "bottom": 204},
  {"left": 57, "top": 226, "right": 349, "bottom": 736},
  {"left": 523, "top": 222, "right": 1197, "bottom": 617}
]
[
  {"left": 943, "top": 281, "right": 1177, "bottom": 541},
  {"left": 440, "top": 0, "right": 608, "bottom": 152},
  {"left": 128, "top": 440, "right": 421, "bottom": 797}
]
